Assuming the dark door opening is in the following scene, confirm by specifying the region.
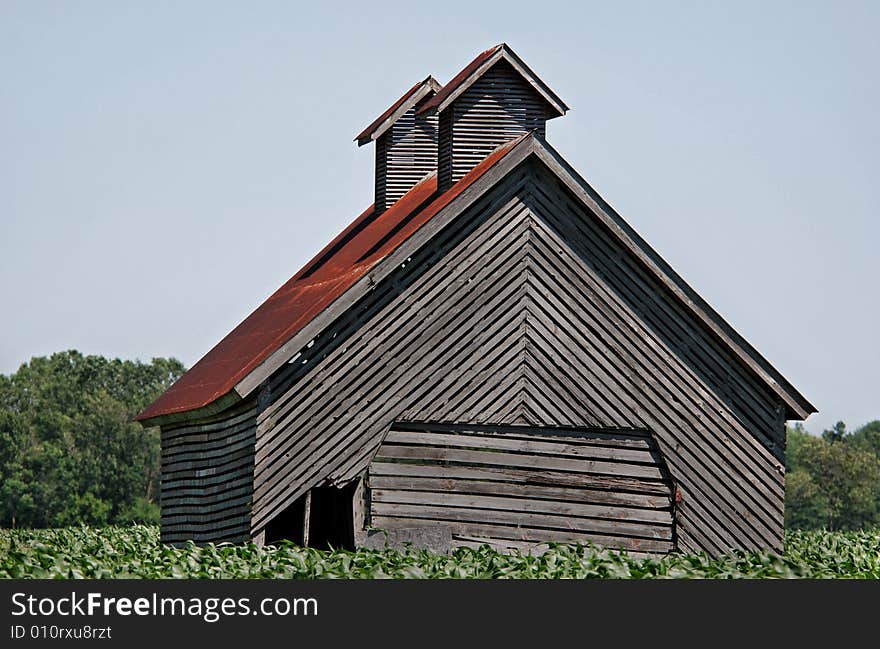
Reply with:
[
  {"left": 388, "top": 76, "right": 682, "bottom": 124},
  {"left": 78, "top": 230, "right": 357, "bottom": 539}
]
[
  {"left": 308, "top": 482, "right": 357, "bottom": 551},
  {"left": 262, "top": 481, "right": 358, "bottom": 550},
  {"left": 264, "top": 491, "right": 308, "bottom": 546}
]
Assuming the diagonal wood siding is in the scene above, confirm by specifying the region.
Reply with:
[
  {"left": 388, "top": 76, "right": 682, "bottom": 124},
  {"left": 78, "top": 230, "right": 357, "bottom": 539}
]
[{"left": 252, "top": 157, "right": 787, "bottom": 556}]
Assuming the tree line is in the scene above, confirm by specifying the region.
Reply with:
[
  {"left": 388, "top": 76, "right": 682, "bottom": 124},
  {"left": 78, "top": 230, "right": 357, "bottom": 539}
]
[
  {"left": 0, "top": 351, "right": 183, "bottom": 528},
  {"left": 785, "top": 420, "right": 880, "bottom": 530},
  {"left": 0, "top": 350, "right": 877, "bottom": 531}
]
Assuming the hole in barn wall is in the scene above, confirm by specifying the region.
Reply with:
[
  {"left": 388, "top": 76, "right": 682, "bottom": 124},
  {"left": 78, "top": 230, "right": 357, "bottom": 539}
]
[
  {"left": 262, "top": 481, "right": 359, "bottom": 551},
  {"left": 264, "top": 491, "right": 308, "bottom": 546},
  {"left": 308, "top": 482, "right": 358, "bottom": 551}
]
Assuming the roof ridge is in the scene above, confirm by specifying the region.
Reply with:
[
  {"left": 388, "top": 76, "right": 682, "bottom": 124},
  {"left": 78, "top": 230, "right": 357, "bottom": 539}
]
[
  {"left": 417, "top": 45, "right": 502, "bottom": 116},
  {"left": 354, "top": 75, "right": 442, "bottom": 146},
  {"left": 417, "top": 43, "right": 567, "bottom": 117}
]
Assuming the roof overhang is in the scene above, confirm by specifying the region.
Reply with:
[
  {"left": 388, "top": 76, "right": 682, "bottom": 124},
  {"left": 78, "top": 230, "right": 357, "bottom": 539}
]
[
  {"left": 526, "top": 141, "right": 816, "bottom": 421},
  {"left": 354, "top": 76, "right": 442, "bottom": 146}
]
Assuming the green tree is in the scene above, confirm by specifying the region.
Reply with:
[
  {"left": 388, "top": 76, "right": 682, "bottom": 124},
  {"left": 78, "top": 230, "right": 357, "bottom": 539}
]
[
  {"left": 0, "top": 351, "right": 184, "bottom": 528},
  {"left": 851, "top": 420, "right": 880, "bottom": 457},
  {"left": 786, "top": 423, "right": 880, "bottom": 530},
  {"left": 784, "top": 468, "right": 826, "bottom": 530},
  {"left": 850, "top": 420, "right": 880, "bottom": 522},
  {"left": 821, "top": 420, "right": 847, "bottom": 444}
]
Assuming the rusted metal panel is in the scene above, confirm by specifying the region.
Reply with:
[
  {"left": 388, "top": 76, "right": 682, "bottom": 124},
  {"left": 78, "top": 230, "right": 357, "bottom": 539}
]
[{"left": 137, "top": 140, "right": 520, "bottom": 423}]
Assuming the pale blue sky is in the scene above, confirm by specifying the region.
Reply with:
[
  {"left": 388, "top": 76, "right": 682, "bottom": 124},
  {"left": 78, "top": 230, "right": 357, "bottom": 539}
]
[{"left": 1, "top": 1, "right": 877, "bottom": 433}]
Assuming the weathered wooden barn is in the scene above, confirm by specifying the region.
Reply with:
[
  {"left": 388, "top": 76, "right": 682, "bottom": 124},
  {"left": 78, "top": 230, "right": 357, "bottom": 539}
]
[{"left": 138, "top": 44, "right": 815, "bottom": 557}]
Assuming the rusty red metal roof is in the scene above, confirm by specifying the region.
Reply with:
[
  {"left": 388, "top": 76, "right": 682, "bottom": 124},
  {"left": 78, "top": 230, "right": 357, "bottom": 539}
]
[
  {"left": 354, "top": 76, "right": 441, "bottom": 146},
  {"left": 418, "top": 45, "right": 502, "bottom": 116},
  {"left": 137, "top": 139, "right": 521, "bottom": 422}
]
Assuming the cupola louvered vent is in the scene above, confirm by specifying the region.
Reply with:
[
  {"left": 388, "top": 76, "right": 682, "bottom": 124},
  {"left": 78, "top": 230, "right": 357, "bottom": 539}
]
[
  {"left": 420, "top": 44, "right": 569, "bottom": 192},
  {"left": 356, "top": 77, "right": 441, "bottom": 214},
  {"left": 437, "top": 60, "right": 548, "bottom": 190}
]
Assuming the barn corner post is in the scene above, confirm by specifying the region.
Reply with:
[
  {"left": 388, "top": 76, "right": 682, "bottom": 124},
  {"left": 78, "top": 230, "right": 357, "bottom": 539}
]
[
  {"left": 137, "top": 42, "right": 815, "bottom": 556},
  {"left": 775, "top": 401, "right": 789, "bottom": 554}
]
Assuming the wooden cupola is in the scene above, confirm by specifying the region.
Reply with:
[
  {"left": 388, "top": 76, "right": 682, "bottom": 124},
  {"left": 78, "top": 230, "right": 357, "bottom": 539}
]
[
  {"left": 355, "top": 76, "right": 442, "bottom": 214},
  {"left": 419, "top": 44, "right": 569, "bottom": 192}
]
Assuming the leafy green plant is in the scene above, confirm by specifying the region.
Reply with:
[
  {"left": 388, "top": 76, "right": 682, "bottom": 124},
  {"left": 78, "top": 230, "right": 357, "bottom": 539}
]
[{"left": 1, "top": 525, "right": 878, "bottom": 579}]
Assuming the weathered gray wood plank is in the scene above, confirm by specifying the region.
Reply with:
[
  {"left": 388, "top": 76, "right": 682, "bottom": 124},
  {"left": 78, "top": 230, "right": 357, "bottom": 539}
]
[
  {"left": 522, "top": 201, "right": 785, "bottom": 538},
  {"left": 386, "top": 429, "right": 659, "bottom": 462},
  {"left": 368, "top": 475, "right": 672, "bottom": 509},
  {"left": 371, "top": 490, "right": 673, "bottom": 524},
  {"left": 372, "top": 504, "right": 672, "bottom": 541},
  {"left": 374, "top": 446, "right": 666, "bottom": 480},
  {"left": 367, "top": 460, "right": 672, "bottom": 495},
  {"left": 252, "top": 196, "right": 534, "bottom": 513}
]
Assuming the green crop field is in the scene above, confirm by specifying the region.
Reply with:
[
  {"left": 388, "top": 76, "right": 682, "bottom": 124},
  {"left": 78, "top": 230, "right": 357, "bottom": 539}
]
[{"left": 1, "top": 525, "right": 878, "bottom": 578}]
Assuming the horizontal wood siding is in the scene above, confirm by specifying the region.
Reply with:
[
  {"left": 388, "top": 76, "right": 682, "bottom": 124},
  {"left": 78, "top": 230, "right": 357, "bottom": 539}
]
[
  {"left": 369, "top": 425, "right": 675, "bottom": 553},
  {"left": 253, "top": 157, "right": 786, "bottom": 556},
  {"left": 160, "top": 400, "right": 257, "bottom": 544},
  {"left": 376, "top": 100, "right": 438, "bottom": 212},
  {"left": 439, "top": 60, "right": 547, "bottom": 191}
]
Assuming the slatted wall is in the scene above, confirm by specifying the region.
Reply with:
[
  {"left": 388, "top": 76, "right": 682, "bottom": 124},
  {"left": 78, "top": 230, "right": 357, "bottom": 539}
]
[
  {"left": 160, "top": 399, "right": 257, "bottom": 544},
  {"left": 375, "top": 99, "right": 438, "bottom": 212},
  {"left": 253, "top": 158, "right": 786, "bottom": 556},
  {"left": 369, "top": 424, "right": 675, "bottom": 553},
  {"left": 438, "top": 60, "right": 547, "bottom": 191}
]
